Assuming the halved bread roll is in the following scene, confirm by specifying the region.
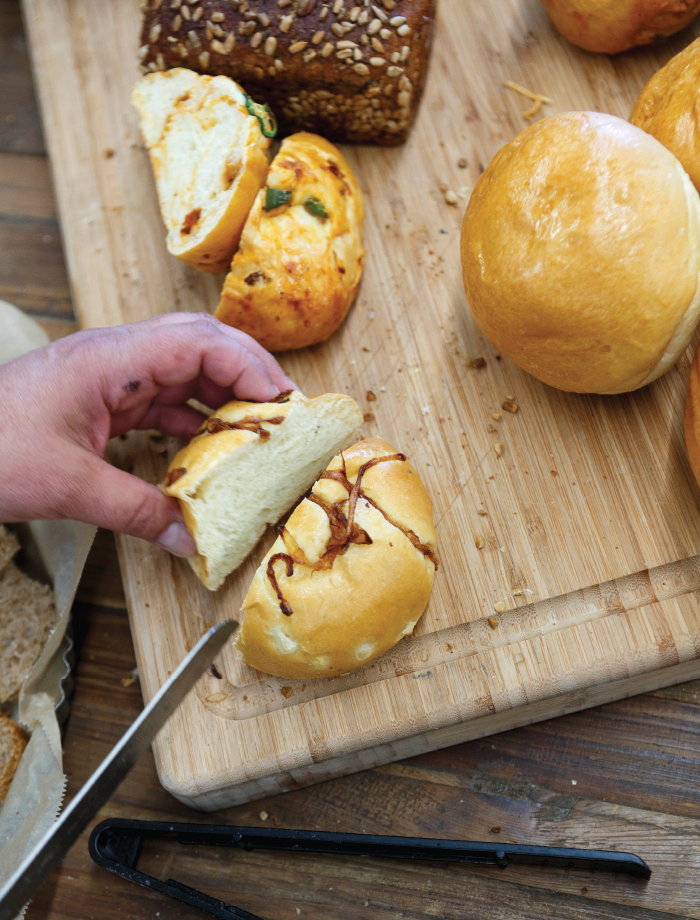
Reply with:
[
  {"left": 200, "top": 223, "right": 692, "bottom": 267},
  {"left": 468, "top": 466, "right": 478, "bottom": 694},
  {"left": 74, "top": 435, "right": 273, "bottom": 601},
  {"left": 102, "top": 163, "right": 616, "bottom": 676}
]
[
  {"left": 164, "top": 390, "right": 362, "bottom": 591},
  {"left": 215, "top": 132, "right": 365, "bottom": 351},
  {"left": 132, "top": 68, "right": 271, "bottom": 273},
  {"left": 237, "top": 438, "right": 438, "bottom": 679}
]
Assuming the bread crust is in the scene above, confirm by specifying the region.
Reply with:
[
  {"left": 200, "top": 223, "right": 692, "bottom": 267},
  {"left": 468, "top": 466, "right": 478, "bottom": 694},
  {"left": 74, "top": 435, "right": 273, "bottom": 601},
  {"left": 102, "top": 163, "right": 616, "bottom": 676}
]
[
  {"left": 685, "top": 344, "right": 700, "bottom": 490},
  {"left": 631, "top": 36, "right": 700, "bottom": 193},
  {"left": 236, "top": 438, "right": 438, "bottom": 678},
  {"left": 540, "top": 0, "right": 700, "bottom": 54},
  {"left": 215, "top": 132, "right": 364, "bottom": 350},
  {"left": 0, "top": 713, "right": 28, "bottom": 803},
  {"left": 139, "top": 0, "right": 435, "bottom": 145},
  {"left": 132, "top": 69, "right": 271, "bottom": 273},
  {"left": 461, "top": 112, "right": 700, "bottom": 394}
]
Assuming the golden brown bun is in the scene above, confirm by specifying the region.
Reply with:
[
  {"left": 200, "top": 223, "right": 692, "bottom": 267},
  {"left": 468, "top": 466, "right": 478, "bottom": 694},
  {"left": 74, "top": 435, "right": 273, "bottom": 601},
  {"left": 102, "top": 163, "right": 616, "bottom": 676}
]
[
  {"left": 215, "top": 133, "right": 364, "bottom": 351},
  {"left": 139, "top": 0, "right": 436, "bottom": 146},
  {"left": 132, "top": 69, "right": 271, "bottom": 273},
  {"left": 164, "top": 390, "right": 362, "bottom": 590},
  {"left": 685, "top": 345, "right": 700, "bottom": 488},
  {"left": 630, "top": 36, "right": 700, "bottom": 193},
  {"left": 461, "top": 112, "right": 700, "bottom": 394},
  {"left": 237, "top": 438, "right": 438, "bottom": 678},
  {"left": 540, "top": 0, "right": 700, "bottom": 54}
]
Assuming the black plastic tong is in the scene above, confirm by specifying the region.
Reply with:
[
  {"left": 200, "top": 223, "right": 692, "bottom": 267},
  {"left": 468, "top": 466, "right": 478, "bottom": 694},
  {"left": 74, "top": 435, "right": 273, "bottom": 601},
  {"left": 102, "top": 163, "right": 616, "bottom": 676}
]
[{"left": 89, "top": 818, "right": 651, "bottom": 920}]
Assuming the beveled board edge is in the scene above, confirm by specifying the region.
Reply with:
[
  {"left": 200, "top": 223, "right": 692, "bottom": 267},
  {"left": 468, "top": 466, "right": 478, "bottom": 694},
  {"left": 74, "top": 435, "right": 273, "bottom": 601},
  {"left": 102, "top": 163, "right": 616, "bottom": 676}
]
[{"left": 164, "top": 654, "right": 700, "bottom": 811}]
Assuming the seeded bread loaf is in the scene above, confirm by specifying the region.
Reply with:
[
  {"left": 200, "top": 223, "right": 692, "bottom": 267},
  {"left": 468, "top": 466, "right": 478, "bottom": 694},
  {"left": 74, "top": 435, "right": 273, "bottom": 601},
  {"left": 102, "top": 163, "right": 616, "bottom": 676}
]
[
  {"left": 139, "top": 0, "right": 436, "bottom": 145},
  {"left": 237, "top": 438, "right": 438, "bottom": 678},
  {"left": 216, "top": 132, "right": 364, "bottom": 350}
]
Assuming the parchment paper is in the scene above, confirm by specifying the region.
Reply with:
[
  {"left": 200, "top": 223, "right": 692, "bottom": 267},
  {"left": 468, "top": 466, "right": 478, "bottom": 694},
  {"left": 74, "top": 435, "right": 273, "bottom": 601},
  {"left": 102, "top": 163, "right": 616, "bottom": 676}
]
[{"left": 0, "top": 302, "right": 96, "bottom": 902}]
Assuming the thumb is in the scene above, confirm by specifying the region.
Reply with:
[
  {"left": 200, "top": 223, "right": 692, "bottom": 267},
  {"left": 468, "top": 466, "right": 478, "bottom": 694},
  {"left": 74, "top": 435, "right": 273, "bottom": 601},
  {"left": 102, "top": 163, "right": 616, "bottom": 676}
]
[{"left": 74, "top": 453, "right": 196, "bottom": 557}]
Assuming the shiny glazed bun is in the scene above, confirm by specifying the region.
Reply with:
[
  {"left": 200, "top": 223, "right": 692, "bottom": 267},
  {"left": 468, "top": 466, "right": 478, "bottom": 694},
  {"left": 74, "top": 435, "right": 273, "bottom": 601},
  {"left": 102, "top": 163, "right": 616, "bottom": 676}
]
[
  {"left": 631, "top": 36, "right": 700, "bottom": 193},
  {"left": 236, "top": 438, "right": 438, "bottom": 679},
  {"left": 461, "top": 112, "right": 700, "bottom": 394},
  {"left": 540, "top": 0, "right": 700, "bottom": 54}
]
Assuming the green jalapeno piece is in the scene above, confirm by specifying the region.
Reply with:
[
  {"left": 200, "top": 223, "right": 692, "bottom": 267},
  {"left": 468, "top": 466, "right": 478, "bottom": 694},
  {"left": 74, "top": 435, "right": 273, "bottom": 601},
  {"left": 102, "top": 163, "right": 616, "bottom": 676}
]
[
  {"left": 303, "top": 196, "right": 329, "bottom": 219},
  {"left": 245, "top": 95, "right": 278, "bottom": 137},
  {"left": 264, "top": 188, "right": 292, "bottom": 211}
]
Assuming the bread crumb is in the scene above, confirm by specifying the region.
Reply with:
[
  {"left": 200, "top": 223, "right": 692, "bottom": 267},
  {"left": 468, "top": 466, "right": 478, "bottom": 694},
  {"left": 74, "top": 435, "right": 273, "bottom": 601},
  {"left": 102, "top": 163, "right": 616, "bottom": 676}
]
[
  {"left": 366, "top": 390, "right": 377, "bottom": 401},
  {"left": 490, "top": 826, "right": 501, "bottom": 833},
  {"left": 280, "top": 687, "right": 292, "bottom": 698},
  {"left": 443, "top": 188, "right": 458, "bottom": 205},
  {"left": 103, "top": 148, "right": 115, "bottom": 159},
  {"left": 491, "top": 412, "right": 501, "bottom": 421},
  {"left": 260, "top": 811, "right": 269, "bottom": 820},
  {"left": 513, "top": 589, "right": 523, "bottom": 596},
  {"left": 475, "top": 535, "right": 485, "bottom": 549},
  {"left": 363, "top": 412, "right": 375, "bottom": 422},
  {"left": 503, "top": 80, "right": 553, "bottom": 120},
  {"left": 458, "top": 158, "right": 467, "bottom": 168},
  {"left": 368, "top": 311, "right": 375, "bottom": 319},
  {"left": 501, "top": 398, "right": 519, "bottom": 413},
  {"left": 494, "top": 443, "right": 504, "bottom": 458},
  {"left": 478, "top": 509, "right": 488, "bottom": 516},
  {"left": 470, "top": 357, "right": 487, "bottom": 369},
  {"left": 488, "top": 617, "right": 499, "bottom": 629},
  {"left": 493, "top": 601, "right": 506, "bottom": 613},
  {"left": 120, "top": 667, "right": 139, "bottom": 688},
  {"left": 421, "top": 406, "right": 430, "bottom": 414}
]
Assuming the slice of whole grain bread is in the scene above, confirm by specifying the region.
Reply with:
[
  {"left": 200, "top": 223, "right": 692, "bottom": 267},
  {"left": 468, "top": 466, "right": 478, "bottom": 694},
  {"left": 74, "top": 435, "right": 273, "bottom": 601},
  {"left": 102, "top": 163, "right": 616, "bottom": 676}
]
[
  {"left": 0, "top": 562, "right": 57, "bottom": 702},
  {"left": 0, "top": 525, "right": 19, "bottom": 574}
]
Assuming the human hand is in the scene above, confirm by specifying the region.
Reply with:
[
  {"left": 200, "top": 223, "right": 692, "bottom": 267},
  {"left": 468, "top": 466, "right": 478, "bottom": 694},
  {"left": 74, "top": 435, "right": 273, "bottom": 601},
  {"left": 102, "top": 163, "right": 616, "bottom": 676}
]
[{"left": 0, "top": 313, "right": 296, "bottom": 556}]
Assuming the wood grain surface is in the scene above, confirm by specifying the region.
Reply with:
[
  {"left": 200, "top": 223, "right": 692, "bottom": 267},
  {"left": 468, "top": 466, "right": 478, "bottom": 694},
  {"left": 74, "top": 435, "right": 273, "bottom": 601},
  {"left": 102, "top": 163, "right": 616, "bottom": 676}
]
[
  {"left": 2, "top": 1, "right": 700, "bottom": 914},
  {"left": 19, "top": 0, "right": 700, "bottom": 809}
]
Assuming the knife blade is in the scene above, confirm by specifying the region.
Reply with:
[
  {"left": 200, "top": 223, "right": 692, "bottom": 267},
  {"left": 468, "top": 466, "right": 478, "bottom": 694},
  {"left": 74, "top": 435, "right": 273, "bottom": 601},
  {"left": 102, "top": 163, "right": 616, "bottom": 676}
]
[{"left": 0, "top": 618, "right": 237, "bottom": 920}]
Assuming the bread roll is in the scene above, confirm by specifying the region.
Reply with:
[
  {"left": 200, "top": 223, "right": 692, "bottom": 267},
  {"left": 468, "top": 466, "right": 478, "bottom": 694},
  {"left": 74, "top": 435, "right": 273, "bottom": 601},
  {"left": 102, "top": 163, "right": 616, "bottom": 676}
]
[
  {"left": 132, "top": 68, "right": 271, "bottom": 273},
  {"left": 540, "top": 0, "right": 700, "bottom": 54},
  {"left": 139, "top": 0, "right": 436, "bottom": 145},
  {"left": 237, "top": 438, "right": 438, "bottom": 678},
  {"left": 164, "top": 389, "right": 362, "bottom": 590},
  {"left": 215, "top": 132, "right": 364, "bottom": 351},
  {"left": 461, "top": 112, "right": 700, "bottom": 394},
  {"left": 630, "top": 37, "right": 700, "bottom": 193}
]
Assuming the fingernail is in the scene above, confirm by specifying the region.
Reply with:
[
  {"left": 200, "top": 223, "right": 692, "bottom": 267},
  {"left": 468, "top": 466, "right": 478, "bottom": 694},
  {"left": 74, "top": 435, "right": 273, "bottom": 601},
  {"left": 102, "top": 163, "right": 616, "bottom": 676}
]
[{"left": 157, "top": 521, "right": 197, "bottom": 557}]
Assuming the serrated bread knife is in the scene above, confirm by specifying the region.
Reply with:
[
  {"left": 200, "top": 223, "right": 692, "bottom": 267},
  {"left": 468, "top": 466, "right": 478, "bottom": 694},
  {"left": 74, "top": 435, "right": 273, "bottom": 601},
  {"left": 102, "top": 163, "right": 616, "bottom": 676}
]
[{"left": 0, "top": 619, "right": 237, "bottom": 920}]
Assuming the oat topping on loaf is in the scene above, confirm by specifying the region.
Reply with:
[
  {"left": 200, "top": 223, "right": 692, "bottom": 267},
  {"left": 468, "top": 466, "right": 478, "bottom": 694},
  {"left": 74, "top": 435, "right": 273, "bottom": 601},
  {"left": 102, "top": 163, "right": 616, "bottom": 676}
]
[{"left": 139, "top": 0, "right": 436, "bottom": 144}]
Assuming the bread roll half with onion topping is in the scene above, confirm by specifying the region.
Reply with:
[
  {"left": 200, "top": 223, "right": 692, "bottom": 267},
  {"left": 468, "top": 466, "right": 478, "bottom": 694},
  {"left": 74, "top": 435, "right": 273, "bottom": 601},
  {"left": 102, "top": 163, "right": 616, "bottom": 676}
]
[
  {"left": 237, "top": 438, "right": 438, "bottom": 679},
  {"left": 163, "top": 390, "right": 362, "bottom": 591}
]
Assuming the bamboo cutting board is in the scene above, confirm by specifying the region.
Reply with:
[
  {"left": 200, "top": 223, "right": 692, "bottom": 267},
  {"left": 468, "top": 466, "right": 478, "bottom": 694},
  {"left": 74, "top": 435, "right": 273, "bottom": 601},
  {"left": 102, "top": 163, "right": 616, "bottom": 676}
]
[{"left": 21, "top": 0, "right": 700, "bottom": 809}]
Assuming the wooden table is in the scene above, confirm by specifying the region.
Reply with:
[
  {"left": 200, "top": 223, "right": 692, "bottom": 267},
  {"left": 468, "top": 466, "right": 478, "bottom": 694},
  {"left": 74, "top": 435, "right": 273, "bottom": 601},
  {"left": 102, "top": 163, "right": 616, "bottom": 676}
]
[{"left": 4, "top": 0, "right": 700, "bottom": 916}]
